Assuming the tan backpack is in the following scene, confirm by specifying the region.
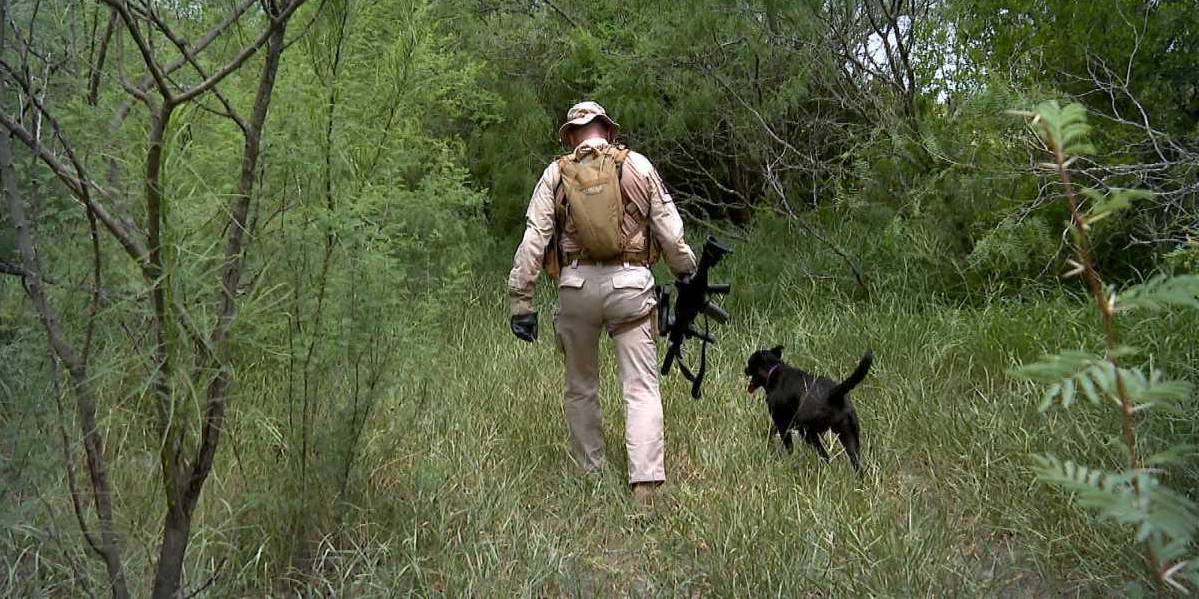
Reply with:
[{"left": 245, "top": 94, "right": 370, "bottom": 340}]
[
  {"left": 558, "top": 145, "right": 630, "bottom": 260},
  {"left": 542, "top": 145, "right": 657, "bottom": 279}
]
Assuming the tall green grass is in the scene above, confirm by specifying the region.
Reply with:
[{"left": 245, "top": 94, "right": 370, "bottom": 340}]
[{"left": 3, "top": 215, "right": 1197, "bottom": 596}]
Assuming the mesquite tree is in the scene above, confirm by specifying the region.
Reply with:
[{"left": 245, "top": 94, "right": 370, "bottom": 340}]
[{"left": 1, "top": 0, "right": 310, "bottom": 596}]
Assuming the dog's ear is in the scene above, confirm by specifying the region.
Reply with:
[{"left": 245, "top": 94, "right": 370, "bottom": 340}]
[{"left": 770, "top": 345, "right": 784, "bottom": 357}]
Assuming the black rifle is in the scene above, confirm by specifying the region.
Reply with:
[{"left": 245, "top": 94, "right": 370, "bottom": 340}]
[{"left": 658, "top": 236, "right": 732, "bottom": 399}]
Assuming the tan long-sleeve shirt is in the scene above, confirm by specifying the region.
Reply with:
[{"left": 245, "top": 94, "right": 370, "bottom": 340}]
[{"left": 507, "top": 138, "right": 696, "bottom": 315}]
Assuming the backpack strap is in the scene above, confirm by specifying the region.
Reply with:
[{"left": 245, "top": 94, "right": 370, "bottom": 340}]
[
  {"left": 609, "top": 146, "right": 655, "bottom": 266},
  {"left": 546, "top": 158, "right": 571, "bottom": 276},
  {"left": 609, "top": 147, "right": 645, "bottom": 263},
  {"left": 611, "top": 145, "right": 631, "bottom": 168}
]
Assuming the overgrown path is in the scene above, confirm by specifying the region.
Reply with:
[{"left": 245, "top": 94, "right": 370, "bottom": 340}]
[{"left": 334, "top": 278, "right": 1148, "bottom": 596}]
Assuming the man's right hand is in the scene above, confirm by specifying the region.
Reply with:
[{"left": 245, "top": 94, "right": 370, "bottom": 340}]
[{"left": 510, "top": 312, "right": 538, "bottom": 342}]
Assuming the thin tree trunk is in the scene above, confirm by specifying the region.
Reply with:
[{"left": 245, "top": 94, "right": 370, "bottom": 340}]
[
  {"left": 300, "top": 0, "right": 348, "bottom": 507},
  {"left": 148, "top": 14, "right": 291, "bottom": 599},
  {"left": 0, "top": 76, "right": 132, "bottom": 599},
  {"left": 0, "top": 3, "right": 130, "bottom": 597},
  {"left": 145, "top": 105, "right": 182, "bottom": 490}
]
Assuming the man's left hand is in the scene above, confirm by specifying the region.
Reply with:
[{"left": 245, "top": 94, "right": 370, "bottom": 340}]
[{"left": 510, "top": 312, "right": 538, "bottom": 342}]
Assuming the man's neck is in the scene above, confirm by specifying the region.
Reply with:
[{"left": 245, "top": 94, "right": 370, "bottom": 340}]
[{"left": 574, "top": 136, "right": 609, "bottom": 152}]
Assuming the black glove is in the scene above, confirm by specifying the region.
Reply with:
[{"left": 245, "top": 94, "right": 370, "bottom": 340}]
[{"left": 510, "top": 312, "right": 538, "bottom": 342}]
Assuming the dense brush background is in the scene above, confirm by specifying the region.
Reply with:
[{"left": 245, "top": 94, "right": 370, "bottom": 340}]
[{"left": 2, "top": 0, "right": 1198, "bottom": 596}]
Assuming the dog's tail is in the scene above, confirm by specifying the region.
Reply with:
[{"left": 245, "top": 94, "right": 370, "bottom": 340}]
[{"left": 831, "top": 350, "right": 873, "bottom": 399}]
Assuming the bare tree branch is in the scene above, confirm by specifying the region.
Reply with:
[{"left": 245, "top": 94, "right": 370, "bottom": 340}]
[
  {"left": 1, "top": 25, "right": 131, "bottom": 596},
  {"left": 0, "top": 110, "right": 149, "bottom": 266},
  {"left": 86, "top": 10, "right": 117, "bottom": 105},
  {"left": 140, "top": 2, "right": 248, "bottom": 129},
  {"left": 170, "top": 0, "right": 308, "bottom": 106},
  {"left": 543, "top": 0, "right": 582, "bottom": 29},
  {"left": 100, "top": 0, "right": 175, "bottom": 99}
]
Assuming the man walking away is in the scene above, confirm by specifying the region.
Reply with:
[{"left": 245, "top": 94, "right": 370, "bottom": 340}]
[{"left": 507, "top": 101, "right": 696, "bottom": 505}]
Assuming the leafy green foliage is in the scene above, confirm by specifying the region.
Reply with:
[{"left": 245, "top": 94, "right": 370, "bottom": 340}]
[
  {"left": 1015, "top": 349, "right": 1121, "bottom": 410},
  {"left": 1121, "top": 274, "right": 1199, "bottom": 312},
  {"left": 2, "top": 0, "right": 1198, "bottom": 596},
  {"left": 1163, "top": 242, "right": 1199, "bottom": 274},
  {"left": 1015, "top": 348, "right": 1193, "bottom": 412},
  {"left": 1033, "top": 456, "right": 1199, "bottom": 545},
  {"left": 1022, "top": 100, "right": 1097, "bottom": 157},
  {"left": 1012, "top": 100, "right": 1199, "bottom": 591},
  {"left": 966, "top": 216, "right": 1057, "bottom": 284},
  {"left": 1081, "top": 188, "right": 1154, "bottom": 225},
  {"left": 956, "top": 0, "right": 1199, "bottom": 136}
]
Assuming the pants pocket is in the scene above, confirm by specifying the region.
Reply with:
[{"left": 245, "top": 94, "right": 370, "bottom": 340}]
[{"left": 607, "top": 267, "right": 656, "bottom": 325}]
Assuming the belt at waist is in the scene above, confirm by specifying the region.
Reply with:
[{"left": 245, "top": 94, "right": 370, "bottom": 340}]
[{"left": 565, "top": 251, "right": 649, "bottom": 267}]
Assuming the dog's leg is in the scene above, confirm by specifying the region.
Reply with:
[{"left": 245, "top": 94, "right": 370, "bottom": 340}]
[
  {"left": 836, "top": 415, "right": 862, "bottom": 474},
  {"left": 801, "top": 430, "right": 830, "bottom": 462},
  {"left": 772, "top": 414, "right": 793, "bottom": 452}
]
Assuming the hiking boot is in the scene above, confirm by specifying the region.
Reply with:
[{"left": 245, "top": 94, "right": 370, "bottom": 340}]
[{"left": 630, "top": 482, "right": 657, "bottom": 507}]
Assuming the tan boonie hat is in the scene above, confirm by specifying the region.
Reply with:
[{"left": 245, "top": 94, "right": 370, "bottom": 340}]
[{"left": 557, "top": 101, "right": 620, "bottom": 144}]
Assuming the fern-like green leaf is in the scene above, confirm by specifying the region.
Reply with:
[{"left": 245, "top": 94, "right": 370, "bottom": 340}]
[
  {"left": 1061, "top": 377, "right": 1076, "bottom": 407},
  {"left": 1033, "top": 455, "right": 1134, "bottom": 515},
  {"left": 1082, "top": 187, "right": 1154, "bottom": 222},
  {"left": 1016, "top": 348, "right": 1191, "bottom": 413},
  {"left": 1027, "top": 101, "right": 1095, "bottom": 156},
  {"left": 1012, "top": 350, "right": 1098, "bottom": 383},
  {"left": 1014, "top": 351, "right": 1117, "bottom": 411},
  {"left": 1039, "top": 382, "right": 1061, "bottom": 412},
  {"left": 1120, "top": 274, "right": 1199, "bottom": 312},
  {"left": 1121, "top": 368, "right": 1195, "bottom": 410},
  {"left": 1077, "top": 372, "right": 1100, "bottom": 405},
  {"left": 1141, "top": 481, "right": 1199, "bottom": 544},
  {"left": 1015, "top": 96, "right": 1198, "bottom": 592},
  {"left": 1147, "top": 444, "right": 1198, "bottom": 467},
  {"left": 1035, "top": 456, "right": 1199, "bottom": 549}
]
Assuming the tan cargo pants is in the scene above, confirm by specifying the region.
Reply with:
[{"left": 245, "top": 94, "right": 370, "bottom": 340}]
[{"left": 553, "top": 262, "right": 664, "bottom": 484}]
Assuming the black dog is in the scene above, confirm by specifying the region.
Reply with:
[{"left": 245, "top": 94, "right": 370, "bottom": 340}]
[{"left": 744, "top": 346, "right": 873, "bottom": 472}]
